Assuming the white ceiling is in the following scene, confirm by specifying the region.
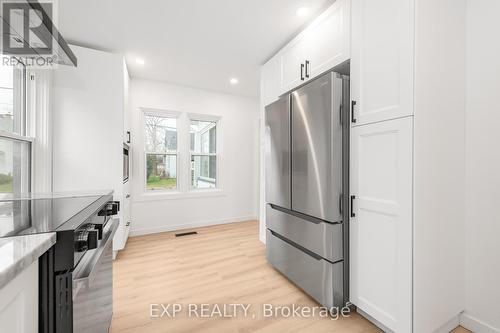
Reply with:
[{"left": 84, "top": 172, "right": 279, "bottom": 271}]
[{"left": 58, "top": 0, "right": 335, "bottom": 98}]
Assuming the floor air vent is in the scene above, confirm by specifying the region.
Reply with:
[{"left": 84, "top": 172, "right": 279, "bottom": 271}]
[{"left": 175, "top": 231, "right": 198, "bottom": 237}]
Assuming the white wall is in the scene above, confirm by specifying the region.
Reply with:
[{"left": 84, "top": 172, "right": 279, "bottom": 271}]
[
  {"left": 129, "top": 79, "right": 260, "bottom": 235},
  {"left": 463, "top": 1, "right": 500, "bottom": 331}
]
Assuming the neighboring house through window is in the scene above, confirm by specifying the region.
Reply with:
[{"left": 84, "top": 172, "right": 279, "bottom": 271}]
[
  {"left": 142, "top": 109, "right": 219, "bottom": 194},
  {"left": 190, "top": 120, "right": 217, "bottom": 189},
  {"left": 144, "top": 113, "right": 178, "bottom": 191}
]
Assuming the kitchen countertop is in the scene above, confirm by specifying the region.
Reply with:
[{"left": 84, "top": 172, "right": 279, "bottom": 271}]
[
  {"left": 0, "top": 233, "right": 56, "bottom": 289},
  {"left": 0, "top": 190, "right": 114, "bottom": 289}
]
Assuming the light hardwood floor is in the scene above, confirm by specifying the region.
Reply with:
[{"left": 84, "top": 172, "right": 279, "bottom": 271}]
[{"left": 110, "top": 221, "right": 471, "bottom": 333}]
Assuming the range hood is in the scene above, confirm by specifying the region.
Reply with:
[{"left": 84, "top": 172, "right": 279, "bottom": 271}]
[{"left": 1, "top": 0, "right": 77, "bottom": 66}]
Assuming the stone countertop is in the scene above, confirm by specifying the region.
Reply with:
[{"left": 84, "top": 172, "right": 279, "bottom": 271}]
[
  {"left": 0, "top": 233, "right": 56, "bottom": 289},
  {"left": 0, "top": 189, "right": 114, "bottom": 201}
]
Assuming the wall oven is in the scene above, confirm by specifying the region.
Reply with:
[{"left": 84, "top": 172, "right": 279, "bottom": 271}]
[{"left": 123, "top": 143, "right": 130, "bottom": 183}]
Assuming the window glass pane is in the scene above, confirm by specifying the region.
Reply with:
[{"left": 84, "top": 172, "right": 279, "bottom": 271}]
[
  {"left": 191, "top": 155, "right": 216, "bottom": 189},
  {"left": 0, "top": 138, "right": 30, "bottom": 194},
  {"left": 209, "top": 155, "right": 216, "bottom": 179},
  {"left": 145, "top": 115, "right": 177, "bottom": 152},
  {"left": 190, "top": 120, "right": 216, "bottom": 154},
  {"left": 0, "top": 62, "right": 24, "bottom": 135},
  {"left": 146, "top": 154, "right": 177, "bottom": 190}
]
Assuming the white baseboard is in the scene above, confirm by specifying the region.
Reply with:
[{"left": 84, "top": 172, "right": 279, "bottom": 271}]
[
  {"left": 357, "top": 308, "right": 394, "bottom": 333},
  {"left": 434, "top": 314, "right": 461, "bottom": 333},
  {"left": 461, "top": 312, "right": 500, "bottom": 333},
  {"left": 259, "top": 230, "right": 266, "bottom": 244},
  {"left": 129, "top": 215, "right": 259, "bottom": 237}
]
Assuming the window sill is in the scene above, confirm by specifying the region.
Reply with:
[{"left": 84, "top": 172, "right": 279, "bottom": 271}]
[{"left": 134, "top": 189, "right": 226, "bottom": 202}]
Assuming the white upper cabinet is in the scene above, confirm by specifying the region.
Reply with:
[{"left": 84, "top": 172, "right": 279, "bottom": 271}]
[
  {"left": 350, "top": 117, "right": 413, "bottom": 332},
  {"left": 305, "top": 0, "right": 350, "bottom": 81},
  {"left": 123, "top": 60, "right": 131, "bottom": 144},
  {"left": 261, "top": 54, "right": 282, "bottom": 106},
  {"left": 268, "top": 0, "right": 350, "bottom": 95},
  {"left": 350, "top": 0, "right": 414, "bottom": 126},
  {"left": 280, "top": 37, "right": 307, "bottom": 93}
]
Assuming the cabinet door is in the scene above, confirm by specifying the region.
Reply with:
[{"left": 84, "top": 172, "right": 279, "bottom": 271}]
[
  {"left": 0, "top": 260, "right": 38, "bottom": 332},
  {"left": 350, "top": 0, "right": 414, "bottom": 125},
  {"left": 280, "top": 38, "right": 306, "bottom": 93},
  {"left": 113, "top": 183, "right": 131, "bottom": 252},
  {"left": 261, "top": 54, "right": 282, "bottom": 106},
  {"left": 123, "top": 60, "right": 131, "bottom": 144},
  {"left": 350, "top": 117, "right": 413, "bottom": 332},
  {"left": 305, "top": 0, "right": 350, "bottom": 80}
]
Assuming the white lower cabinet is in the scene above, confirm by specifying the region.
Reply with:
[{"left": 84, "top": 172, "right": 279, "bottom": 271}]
[
  {"left": 0, "top": 261, "right": 38, "bottom": 333},
  {"left": 114, "top": 181, "right": 131, "bottom": 252},
  {"left": 350, "top": 116, "right": 413, "bottom": 332}
]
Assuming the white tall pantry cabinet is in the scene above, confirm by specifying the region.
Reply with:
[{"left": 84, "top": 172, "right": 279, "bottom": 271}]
[
  {"left": 53, "top": 45, "right": 133, "bottom": 256},
  {"left": 260, "top": 0, "right": 466, "bottom": 332},
  {"left": 350, "top": 0, "right": 466, "bottom": 331}
]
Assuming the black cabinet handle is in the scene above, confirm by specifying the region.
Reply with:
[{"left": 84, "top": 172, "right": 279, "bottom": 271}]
[
  {"left": 305, "top": 60, "right": 310, "bottom": 78},
  {"left": 351, "top": 101, "right": 357, "bottom": 123},
  {"left": 126, "top": 131, "right": 131, "bottom": 143},
  {"left": 300, "top": 63, "right": 305, "bottom": 81},
  {"left": 350, "top": 195, "right": 356, "bottom": 218}
]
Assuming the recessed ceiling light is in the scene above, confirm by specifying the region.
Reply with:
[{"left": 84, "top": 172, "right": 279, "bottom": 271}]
[
  {"left": 230, "top": 78, "right": 239, "bottom": 85},
  {"left": 135, "top": 58, "right": 145, "bottom": 65},
  {"left": 296, "top": 6, "right": 310, "bottom": 17}
]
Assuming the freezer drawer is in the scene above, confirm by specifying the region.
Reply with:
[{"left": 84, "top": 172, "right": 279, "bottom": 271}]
[
  {"left": 265, "top": 96, "right": 291, "bottom": 209},
  {"left": 266, "top": 229, "right": 344, "bottom": 308},
  {"left": 291, "top": 72, "right": 344, "bottom": 222},
  {"left": 266, "top": 204, "right": 343, "bottom": 262}
]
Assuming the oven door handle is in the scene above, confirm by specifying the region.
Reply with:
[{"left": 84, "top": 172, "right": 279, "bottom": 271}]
[{"left": 73, "top": 218, "right": 118, "bottom": 294}]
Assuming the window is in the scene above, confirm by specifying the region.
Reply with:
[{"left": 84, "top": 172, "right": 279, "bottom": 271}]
[
  {"left": 142, "top": 110, "right": 220, "bottom": 194},
  {"left": 0, "top": 61, "right": 30, "bottom": 194},
  {"left": 190, "top": 120, "right": 217, "bottom": 189},
  {"left": 144, "top": 114, "right": 178, "bottom": 190}
]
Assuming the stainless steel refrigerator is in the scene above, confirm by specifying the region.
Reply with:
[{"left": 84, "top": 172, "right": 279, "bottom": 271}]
[{"left": 265, "top": 71, "right": 350, "bottom": 308}]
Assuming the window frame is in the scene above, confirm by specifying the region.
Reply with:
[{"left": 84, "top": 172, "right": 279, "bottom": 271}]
[
  {"left": 142, "top": 109, "right": 180, "bottom": 193},
  {"left": 138, "top": 108, "right": 222, "bottom": 200},
  {"left": 189, "top": 116, "right": 219, "bottom": 190},
  {"left": 0, "top": 62, "right": 33, "bottom": 196}
]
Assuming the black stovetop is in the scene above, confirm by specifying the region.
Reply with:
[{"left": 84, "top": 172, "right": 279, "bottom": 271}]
[{"left": 0, "top": 195, "right": 106, "bottom": 238}]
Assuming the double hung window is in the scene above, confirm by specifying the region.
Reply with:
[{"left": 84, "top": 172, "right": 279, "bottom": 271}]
[
  {"left": 144, "top": 113, "right": 178, "bottom": 191},
  {"left": 0, "top": 61, "right": 31, "bottom": 194},
  {"left": 143, "top": 110, "right": 219, "bottom": 193}
]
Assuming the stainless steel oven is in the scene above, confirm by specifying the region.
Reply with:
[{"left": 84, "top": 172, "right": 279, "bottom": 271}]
[
  {"left": 123, "top": 143, "right": 130, "bottom": 183},
  {"left": 37, "top": 195, "right": 120, "bottom": 333},
  {"left": 72, "top": 218, "right": 118, "bottom": 333}
]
